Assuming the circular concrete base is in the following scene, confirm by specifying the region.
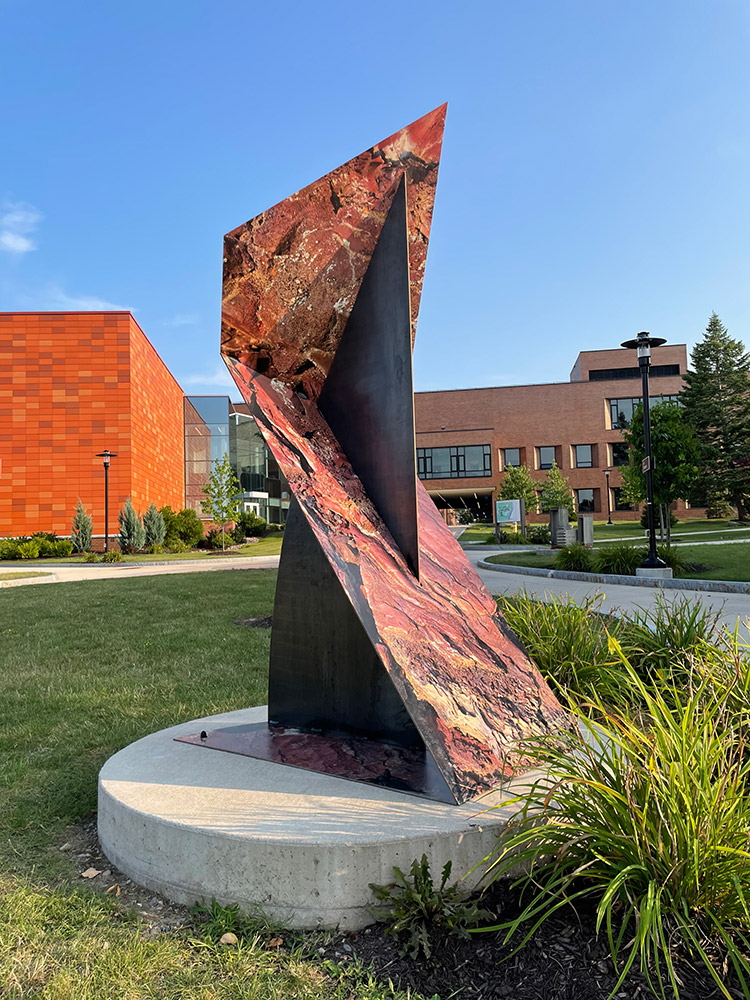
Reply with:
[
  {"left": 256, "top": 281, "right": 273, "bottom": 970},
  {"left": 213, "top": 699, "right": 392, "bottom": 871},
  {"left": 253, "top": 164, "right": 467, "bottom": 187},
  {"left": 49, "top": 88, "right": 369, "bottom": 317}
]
[{"left": 98, "top": 707, "right": 526, "bottom": 929}]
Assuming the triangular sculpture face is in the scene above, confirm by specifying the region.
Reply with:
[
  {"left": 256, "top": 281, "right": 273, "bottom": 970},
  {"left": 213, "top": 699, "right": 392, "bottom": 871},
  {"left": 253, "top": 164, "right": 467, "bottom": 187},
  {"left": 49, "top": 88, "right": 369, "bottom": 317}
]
[{"left": 180, "top": 107, "right": 568, "bottom": 804}]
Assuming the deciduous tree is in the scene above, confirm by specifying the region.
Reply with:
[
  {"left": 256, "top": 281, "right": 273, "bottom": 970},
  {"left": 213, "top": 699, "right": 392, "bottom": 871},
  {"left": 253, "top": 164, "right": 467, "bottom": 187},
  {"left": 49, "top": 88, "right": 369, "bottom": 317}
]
[{"left": 201, "top": 454, "right": 242, "bottom": 550}]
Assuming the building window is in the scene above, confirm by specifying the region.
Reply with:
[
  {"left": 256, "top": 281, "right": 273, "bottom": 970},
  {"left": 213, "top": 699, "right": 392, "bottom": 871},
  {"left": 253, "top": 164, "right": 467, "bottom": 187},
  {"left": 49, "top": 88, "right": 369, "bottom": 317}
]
[
  {"left": 612, "top": 487, "right": 632, "bottom": 511},
  {"left": 537, "top": 446, "right": 556, "bottom": 470},
  {"left": 574, "top": 444, "right": 593, "bottom": 468},
  {"left": 576, "top": 489, "right": 595, "bottom": 513},
  {"left": 416, "top": 444, "right": 492, "bottom": 480},
  {"left": 503, "top": 448, "right": 521, "bottom": 469},
  {"left": 589, "top": 364, "right": 679, "bottom": 381},
  {"left": 608, "top": 395, "right": 680, "bottom": 429},
  {"left": 610, "top": 442, "right": 629, "bottom": 467}
]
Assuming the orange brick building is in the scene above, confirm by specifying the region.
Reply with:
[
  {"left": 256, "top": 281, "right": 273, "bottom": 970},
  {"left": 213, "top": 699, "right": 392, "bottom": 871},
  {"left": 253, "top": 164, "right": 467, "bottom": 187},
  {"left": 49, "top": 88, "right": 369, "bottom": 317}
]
[
  {"left": 0, "top": 312, "right": 185, "bottom": 538},
  {"left": 414, "top": 344, "right": 697, "bottom": 522}
]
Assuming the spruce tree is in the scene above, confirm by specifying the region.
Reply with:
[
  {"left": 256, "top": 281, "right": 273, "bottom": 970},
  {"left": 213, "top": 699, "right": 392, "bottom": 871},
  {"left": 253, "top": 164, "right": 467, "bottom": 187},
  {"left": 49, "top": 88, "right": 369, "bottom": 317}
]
[
  {"left": 118, "top": 498, "right": 146, "bottom": 554},
  {"left": 143, "top": 502, "right": 166, "bottom": 547},
  {"left": 538, "top": 463, "right": 575, "bottom": 517},
  {"left": 680, "top": 313, "right": 750, "bottom": 520},
  {"left": 70, "top": 499, "right": 93, "bottom": 552}
]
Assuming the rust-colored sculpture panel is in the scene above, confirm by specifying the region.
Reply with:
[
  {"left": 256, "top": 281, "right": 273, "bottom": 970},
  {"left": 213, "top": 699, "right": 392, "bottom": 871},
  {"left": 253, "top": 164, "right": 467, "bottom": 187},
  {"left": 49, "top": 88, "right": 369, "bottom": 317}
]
[{"left": 180, "top": 106, "right": 567, "bottom": 804}]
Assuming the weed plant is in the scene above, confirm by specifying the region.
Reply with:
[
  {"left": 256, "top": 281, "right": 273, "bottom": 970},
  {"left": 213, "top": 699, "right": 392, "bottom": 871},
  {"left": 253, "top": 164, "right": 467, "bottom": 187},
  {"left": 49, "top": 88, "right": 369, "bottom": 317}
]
[
  {"left": 370, "top": 855, "right": 492, "bottom": 959},
  {"left": 477, "top": 639, "right": 750, "bottom": 999}
]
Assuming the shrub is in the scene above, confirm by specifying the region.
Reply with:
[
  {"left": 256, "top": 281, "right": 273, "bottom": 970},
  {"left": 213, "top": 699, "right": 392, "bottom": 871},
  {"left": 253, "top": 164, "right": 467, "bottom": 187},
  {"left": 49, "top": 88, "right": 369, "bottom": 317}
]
[
  {"left": 370, "top": 854, "right": 492, "bottom": 959},
  {"left": 0, "top": 539, "right": 20, "bottom": 560},
  {"left": 592, "top": 542, "right": 643, "bottom": 576},
  {"left": 143, "top": 502, "right": 166, "bottom": 548},
  {"left": 102, "top": 549, "right": 123, "bottom": 563},
  {"left": 456, "top": 508, "right": 474, "bottom": 525},
  {"left": 145, "top": 543, "right": 164, "bottom": 555},
  {"left": 553, "top": 543, "right": 593, "bottom": 572},
  {"left": 706, "top": 496, "right": 735, "bottom": 519},
  {"left": 53, "top": 539, "right": 73, "bottom": 557},
  {"left": 166, "top": 539, "right": 188, "bottom": 553},
  {"left": 17, "top": 540, "right": 40, "bottom": 559},
  {"left": 174, "top": 508, "right": 204, "bottom": 546},
  {"left": 479, "top": 644, "right": 750, "bottom": 998},
  {"left": 118, "top": 498, "right": 145, "bottom": 554},
  {"left": 526, "top": 524, "right": 551, "bottom": 545},
  {"left": 495, "top": 530, "right": 530, "bottom": 545},
  {"left": 83, "top": 552, "right": 100, "bottom": 563},
  {"left": 656, "top": 543, "right": 687, "bottom": 576},
  {"left": 71, "top": 499, "right": 93, "bottom": 552},
  {"left": 36, "top": 538, "right": 57, "bottom": 557},
  {"left": 205, "top": 528, "right": 226, "bottom": 550},
  {"left": 235, "top": 510, "right": 267, "bottom": 538},
  {"left": 496, "top": 592, "right": 626, "bottom": 702},
  {"left": 31, "top": 531, "right": 57, "bottom": 542}
]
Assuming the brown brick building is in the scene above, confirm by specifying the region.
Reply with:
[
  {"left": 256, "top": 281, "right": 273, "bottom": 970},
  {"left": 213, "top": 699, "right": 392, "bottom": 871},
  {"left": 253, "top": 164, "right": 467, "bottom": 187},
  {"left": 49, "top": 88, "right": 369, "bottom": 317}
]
[{"left": 414, "top": 344, "right": 695, "bottom": 522}]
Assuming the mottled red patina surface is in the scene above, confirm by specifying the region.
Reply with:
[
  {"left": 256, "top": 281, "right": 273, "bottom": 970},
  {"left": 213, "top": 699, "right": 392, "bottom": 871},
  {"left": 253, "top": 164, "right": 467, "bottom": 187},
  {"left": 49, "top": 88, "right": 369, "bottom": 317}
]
[
  {"left": 219, "top": 107, "right": 568, "bottom": 804},
  {"left": 222, "top": 106, "right": 445, "bottom": 400}
]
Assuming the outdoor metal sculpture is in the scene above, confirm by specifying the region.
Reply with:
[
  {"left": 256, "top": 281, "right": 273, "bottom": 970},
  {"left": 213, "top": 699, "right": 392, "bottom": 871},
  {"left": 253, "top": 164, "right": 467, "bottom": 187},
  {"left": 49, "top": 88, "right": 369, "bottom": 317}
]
[{"left": 179, "top": 106, "right": 567, "bottom": 803}]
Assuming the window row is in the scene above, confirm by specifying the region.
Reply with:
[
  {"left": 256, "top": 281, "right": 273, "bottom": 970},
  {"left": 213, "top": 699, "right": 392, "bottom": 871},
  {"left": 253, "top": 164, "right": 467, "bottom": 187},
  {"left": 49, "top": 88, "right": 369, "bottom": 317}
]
[
  {"left": 416, "top": 444, "right": 492, "bottom": 480},
  {"left": 609, "top": 395, "right": 680, "bottom": 430},
  {"left": 501, "top": 441, "right": 631, "bottom": 471}
]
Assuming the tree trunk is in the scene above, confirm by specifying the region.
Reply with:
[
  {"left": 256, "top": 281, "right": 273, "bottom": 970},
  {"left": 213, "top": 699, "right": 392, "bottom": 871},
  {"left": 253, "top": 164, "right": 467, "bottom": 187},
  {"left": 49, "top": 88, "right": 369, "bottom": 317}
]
[
  {"left": 665, "top": 506, "right": 671, "bottom": 548},
  {"left": 658, "top": 505, "right": 666, "bottom": 543}
]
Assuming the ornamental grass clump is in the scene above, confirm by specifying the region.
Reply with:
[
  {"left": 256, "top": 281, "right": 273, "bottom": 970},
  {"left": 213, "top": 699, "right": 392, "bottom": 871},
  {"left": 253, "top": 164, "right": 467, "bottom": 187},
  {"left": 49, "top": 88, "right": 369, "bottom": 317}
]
[
  {"left": 477, "top": 638, "right": 750, "bottom": 999},
  {"left": 553, "top": 542, "right": 593, "bottom": 572},
  {"left": 496, "top": 592, "right": 627, "bottom": 704}
]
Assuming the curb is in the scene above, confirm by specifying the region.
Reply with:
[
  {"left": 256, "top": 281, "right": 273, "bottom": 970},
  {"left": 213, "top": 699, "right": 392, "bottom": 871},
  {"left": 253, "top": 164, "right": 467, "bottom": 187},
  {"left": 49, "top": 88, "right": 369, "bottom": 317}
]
[
  {"left": 477, "top": 560, "right": 750, "bottom": 596},
  {"left": 0, "top": 573, "right": 58, "bottom": 589}
]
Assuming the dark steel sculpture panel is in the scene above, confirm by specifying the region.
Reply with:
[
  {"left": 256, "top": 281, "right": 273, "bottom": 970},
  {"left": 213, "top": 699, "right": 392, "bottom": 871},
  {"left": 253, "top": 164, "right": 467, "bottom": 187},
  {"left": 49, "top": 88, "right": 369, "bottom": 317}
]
[
  {"left": 269, "top": 498, "right": 420, "bottom": 746},
  {"left": 319, "top": 177, "right": 419, "bottom": 578},
  {"left": 180, "top": 106, "right": 568, "bottom": 804}
]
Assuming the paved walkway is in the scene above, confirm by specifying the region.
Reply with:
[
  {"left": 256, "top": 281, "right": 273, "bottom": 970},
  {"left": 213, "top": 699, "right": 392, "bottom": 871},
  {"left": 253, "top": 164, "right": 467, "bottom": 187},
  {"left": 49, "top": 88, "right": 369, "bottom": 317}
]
[
  {"left": 465, "top": 549, "right": 750, "bottom": 636},
  {"left": 5, "top": 549, "right": 748, "bottom": 637}
]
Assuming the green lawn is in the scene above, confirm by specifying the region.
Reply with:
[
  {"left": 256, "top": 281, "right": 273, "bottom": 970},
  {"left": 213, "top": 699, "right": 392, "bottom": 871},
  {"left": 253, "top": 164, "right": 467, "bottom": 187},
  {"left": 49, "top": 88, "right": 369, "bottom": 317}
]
[
  {"left": 485, "top": 540, "right": 750, "bottom": 582},
  {"left": 461, "top": 518, "right": 750, "bottom": 546},
  {"left": 0, "top": 571, "right": 414, "bottom": 1000}
]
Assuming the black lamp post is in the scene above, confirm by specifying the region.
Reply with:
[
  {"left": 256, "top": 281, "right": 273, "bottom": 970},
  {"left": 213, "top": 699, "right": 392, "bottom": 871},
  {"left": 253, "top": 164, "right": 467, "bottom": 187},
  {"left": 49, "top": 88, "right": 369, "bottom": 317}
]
[
  {"left": 620, "top": 331, "right": 666, "bottom": 570},
  {"left": 604, "top": 468, "right": 613, "bottom": 525},
  {"left": 95, "top": 450, "right": 118, "bottom": 552}
]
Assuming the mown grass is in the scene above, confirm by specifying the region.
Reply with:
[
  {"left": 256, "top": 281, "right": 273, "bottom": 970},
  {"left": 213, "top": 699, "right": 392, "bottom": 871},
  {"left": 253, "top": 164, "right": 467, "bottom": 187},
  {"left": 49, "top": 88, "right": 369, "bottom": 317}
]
[
  {"left": 0, "top": 571, "right": 418, "bottom": 999},
  {"left": 462, "top": 518, "right": 749, "bottom": 546},
  {"left": 485, "top": 540, "right": 750, "bottom": 582}
]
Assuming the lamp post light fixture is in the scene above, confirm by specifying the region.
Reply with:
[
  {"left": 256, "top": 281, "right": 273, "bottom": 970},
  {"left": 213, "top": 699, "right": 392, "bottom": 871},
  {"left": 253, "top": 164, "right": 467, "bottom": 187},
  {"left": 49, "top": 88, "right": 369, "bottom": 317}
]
[
  {"left": 620, "top": 331, "right": 668, "bottom": 573},
  {"left": 604, "top": 468, "right": 613, "bottom": 525},
  {"left": 95, "top": 450, "right": 118, "bottom": 552}
]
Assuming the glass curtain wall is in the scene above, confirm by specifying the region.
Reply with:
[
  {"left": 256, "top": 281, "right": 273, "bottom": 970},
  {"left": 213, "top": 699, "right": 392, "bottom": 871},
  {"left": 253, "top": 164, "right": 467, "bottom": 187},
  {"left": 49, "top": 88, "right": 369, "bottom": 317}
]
[{"left": 184, "top": 396, "right": 230, "bottom": 514}]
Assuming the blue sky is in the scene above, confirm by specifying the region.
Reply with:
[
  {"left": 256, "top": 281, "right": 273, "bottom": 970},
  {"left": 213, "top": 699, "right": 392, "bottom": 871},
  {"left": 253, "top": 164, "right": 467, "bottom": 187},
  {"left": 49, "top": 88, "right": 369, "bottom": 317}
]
[{"left": 2, "top": 1, "right": 749, "bottom": 396}]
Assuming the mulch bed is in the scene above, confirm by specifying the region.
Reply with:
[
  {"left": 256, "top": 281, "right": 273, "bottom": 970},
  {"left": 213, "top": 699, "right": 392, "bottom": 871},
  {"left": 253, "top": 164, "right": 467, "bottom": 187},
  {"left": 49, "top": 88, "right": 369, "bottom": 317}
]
[{"left": 60, "top": 817, "right": 740, "bottom": 1000}]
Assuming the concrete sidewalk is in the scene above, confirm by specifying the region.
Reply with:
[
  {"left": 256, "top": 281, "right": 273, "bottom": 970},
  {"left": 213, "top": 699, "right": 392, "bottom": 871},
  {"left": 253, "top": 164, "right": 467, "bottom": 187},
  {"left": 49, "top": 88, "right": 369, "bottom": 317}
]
[{"left": 0, "top": 555, "right": 281, "bottom": 586}]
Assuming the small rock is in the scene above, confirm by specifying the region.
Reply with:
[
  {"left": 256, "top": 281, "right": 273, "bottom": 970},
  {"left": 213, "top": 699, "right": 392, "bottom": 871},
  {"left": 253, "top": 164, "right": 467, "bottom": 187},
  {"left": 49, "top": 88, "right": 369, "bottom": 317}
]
[
  {"left": 597, "top": 960, "right": 609, "bottom": 974},
  {"left": 342, "top": 943, "right": 352, "bottom": 953},
  {"left": 59, "top": 842, "right": 71, "bottom": 851},
  {"left": 101, "top": 870, "right": 111, "bottom": 879},
  {"left": 220, "top": 932, "right": 238, "bottom": 946},
  {"left": 318, "top": 947, "right": 326, "bottom": 956},
  {"left": 267, "top": 936, "right": 284, "bottom": 949}
]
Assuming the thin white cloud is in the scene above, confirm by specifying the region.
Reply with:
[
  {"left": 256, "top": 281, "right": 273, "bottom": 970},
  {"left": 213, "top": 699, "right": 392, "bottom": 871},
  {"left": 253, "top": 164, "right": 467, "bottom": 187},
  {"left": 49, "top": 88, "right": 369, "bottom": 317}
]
[
  {"left": 180, "top": 365, "right": 236, "bottom": 390},
  {"left": 38, "top": 284, "right": 130, "bottom": 311},
  {"left": 0, "top": 200, "right": 43, "bottom": 254},
  {"left": 163, "top": 313, "right": 199, "bottom": 327}
]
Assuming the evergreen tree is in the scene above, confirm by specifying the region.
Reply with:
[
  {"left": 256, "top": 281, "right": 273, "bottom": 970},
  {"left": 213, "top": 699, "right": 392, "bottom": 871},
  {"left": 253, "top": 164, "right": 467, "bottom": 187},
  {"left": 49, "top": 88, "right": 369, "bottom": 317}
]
[
  {"left": 143, "top": 502, "right": 166, "bottom": 547},
  {"left": 680, "top": 313, "right": 750, "bottom": 520},
  {"left": 201, "top": 454, "right": 242, "bottom": 550},
  {"left": 118, "top": 498, "right": 146, "bottom": 554},
  {"left": 538, "top": 463, "right": 575, "bottom": 517},
  {"left": 70, "top": 499, "right": 93, "bottom": 553},
  {"left": 621, "top": 401, "right": 700, "bottom": 544},
  {"left": 497, "top": 464, "right": 539, "bottom": 514}
]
